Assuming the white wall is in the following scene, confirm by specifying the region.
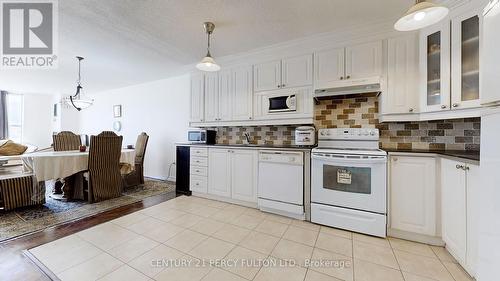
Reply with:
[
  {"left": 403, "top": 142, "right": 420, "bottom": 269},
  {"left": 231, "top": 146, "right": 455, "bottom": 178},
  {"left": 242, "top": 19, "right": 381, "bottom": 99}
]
[
  {"left": 77, "top": 74, "right": 191, "bottom": 180},
  {"left": 22, "top": 94, "right": 54, "bottom": 148}
]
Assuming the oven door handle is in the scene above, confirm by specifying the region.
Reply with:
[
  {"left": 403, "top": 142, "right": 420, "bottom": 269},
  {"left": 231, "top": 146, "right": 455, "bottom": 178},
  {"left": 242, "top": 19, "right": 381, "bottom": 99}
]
[{"left": 312, "top": 154, "right": 387, "bottom": 164}]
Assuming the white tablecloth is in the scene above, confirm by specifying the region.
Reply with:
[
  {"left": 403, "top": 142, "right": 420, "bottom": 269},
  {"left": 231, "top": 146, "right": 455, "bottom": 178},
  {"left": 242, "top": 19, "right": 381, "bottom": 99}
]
[{"left": 21, "top": 149, "right": 135, "bottom": 181}]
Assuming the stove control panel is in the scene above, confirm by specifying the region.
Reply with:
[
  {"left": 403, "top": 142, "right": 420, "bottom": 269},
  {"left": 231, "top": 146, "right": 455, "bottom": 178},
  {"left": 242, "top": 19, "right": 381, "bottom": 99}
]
[{"left": 318, "top": 128, "right": 379, "bottom": 140}]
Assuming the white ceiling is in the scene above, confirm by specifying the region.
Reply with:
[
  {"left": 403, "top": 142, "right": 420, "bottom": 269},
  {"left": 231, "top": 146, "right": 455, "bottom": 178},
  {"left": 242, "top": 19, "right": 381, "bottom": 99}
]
[{"left": 0, "top": 0, "right": 417, "bottom": 95}]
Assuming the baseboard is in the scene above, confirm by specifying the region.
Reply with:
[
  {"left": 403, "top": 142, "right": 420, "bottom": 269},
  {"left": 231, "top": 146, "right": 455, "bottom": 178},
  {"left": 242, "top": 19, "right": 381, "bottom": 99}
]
[
  {"left": 192, "top": 192, "right": 258, "bottom": 209},
  {"left": 388, "top": 228, "right": 445, "bottom": 246}
]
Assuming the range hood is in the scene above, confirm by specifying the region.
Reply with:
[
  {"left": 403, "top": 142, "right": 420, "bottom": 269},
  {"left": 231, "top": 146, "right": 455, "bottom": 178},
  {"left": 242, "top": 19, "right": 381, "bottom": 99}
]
[{"left": 314, "top": 77, "right": 382, "bottom": 98}]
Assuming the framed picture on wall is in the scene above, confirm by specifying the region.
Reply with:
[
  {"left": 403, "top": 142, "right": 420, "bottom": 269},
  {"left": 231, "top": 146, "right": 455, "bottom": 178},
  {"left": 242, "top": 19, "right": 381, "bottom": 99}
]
[
  {"left": 53, "top": 103, "right": 58, "bottom": 117},
  {"left": 113, "top": 105, "right": 122, "bottom": 118}
]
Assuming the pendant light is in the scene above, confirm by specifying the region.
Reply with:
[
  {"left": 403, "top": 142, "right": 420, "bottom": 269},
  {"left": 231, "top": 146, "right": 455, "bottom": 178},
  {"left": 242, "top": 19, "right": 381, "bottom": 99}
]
[
  {"left": 394, "top": 0, "right": 449, "bottom": 31},
  {"left": 196, "top": 22, "right": 221, "bottom": 72},
  {"left": 65, "top": 56, "right": 94, "bottom": 111}
]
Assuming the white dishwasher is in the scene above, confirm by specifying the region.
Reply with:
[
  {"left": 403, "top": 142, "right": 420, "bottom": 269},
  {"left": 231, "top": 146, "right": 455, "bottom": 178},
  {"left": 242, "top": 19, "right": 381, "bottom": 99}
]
[{"left": 257, "top": 150, "right": 304, "bottom": 219}]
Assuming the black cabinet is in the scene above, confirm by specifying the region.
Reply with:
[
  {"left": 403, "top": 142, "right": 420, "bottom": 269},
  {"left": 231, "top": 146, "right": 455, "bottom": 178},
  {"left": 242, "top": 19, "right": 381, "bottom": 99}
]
[{"left": 175, "top": 146, "right": 191, "bottom": 196}]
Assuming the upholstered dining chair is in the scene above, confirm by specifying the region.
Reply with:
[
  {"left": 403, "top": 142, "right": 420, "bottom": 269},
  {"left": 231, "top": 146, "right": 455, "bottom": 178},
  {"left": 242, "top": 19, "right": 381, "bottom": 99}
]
[
  {"left": 123, "top": 132, "right": 149, "bottom": 187},
  {"left": 0, "top": 170, "right": 45, "bottom": 211},
  {"left": 87, "top": 131, "right": 123, "bottom": 203},
  {"left": 53, "top": 131, "right": 81, "bottom": 151}
]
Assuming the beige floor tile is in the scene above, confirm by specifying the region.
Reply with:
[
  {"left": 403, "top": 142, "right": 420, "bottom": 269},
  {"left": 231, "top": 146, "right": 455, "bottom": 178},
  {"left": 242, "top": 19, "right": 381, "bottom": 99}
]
[
  {"left": 77, "top": 222, "right": 139, "bottom": 251},
  {"left": 243, "top": 208, "right": 269, "bottom": 219},
  {"left": 147, "top": 209, "right": 188, "bottom": 223},
  {"left": 353, "top": 240, "right": 399, "bottom": 269},
  {"left": 169, "top": 214, "right": 204, "bottom": 228},
  {"left": 154, "top": 255, "right": 211, "bottom": 281},
  {"left": 108, "top": 236, "right": 159, "bottom": 263},
  {"left": 389, "top": 238, "right": 436, "bottom": 258},
  {"left": 140, "top": 204, "right": 176, "bottom": 217},
  {"left": 230, "top": 214, "right": 265, "bottom": 229},
  {"left": 353, "top": 259, "right": 404, "bottom": 281},
  {"left": 164, "top": 229, "right": 209, "bottom": 252},
  {"left": 201, "top": 268, "right": 248, "bottom": 281},
  {"left": 402, "top": 272, "right": 440, "bottom": 281},
  {"left": 211, "top": 208, "right": 246, "bottom": 223},
  {"left": 188, "top": 205, "right": 221, "bottom": 218},
  {"left": 271, "top": 239, "right": 314, "bottom": 267},
  {"left": 198, "top": 198, "right": 230, "bottom": 209},
  {"left": 142, "top": 222, "right": 185, "bottom": 243},
  {"left": 283, "top": 225, "right": 319, "bottom": 247},
  {"left": 352, "top": 233, "right": 390, "bottom": 248},
  {"left": 129, "top": 244, "right": 184, "bottom": 278},
  {"left": 305, "top": 269, "right": 343, "bottom": 281},
  {"left": 320, "top": 226, "right": 352, "bottom": 240},
  {"left": 265, "top": 213, "right": 293, "bottom": 224},
  {"left": 431, "top": 246, "right": 457, "bottom": 263},
  {"left": 189, "top": 237, "right": 235, "bottom": 260},
  {"left": 57, "top": 252, "right": 123, "bottom": 281},
  {"left": 309, "top": 248, "right": 353, "bottom": 281},
  {"left": 291, "top": 220, "right": 321, "bottom": 232},
  {"left": 255, "top": 220, "right": 289, "bottom": 237},
  {"left": 189, "top": 218, "right": 226, "bottom": 236},
  {"left": 315, "top": 232, "right": 352, "bottom": 257},
  {"left": 394, "top": 250, "right": 454, "bottom": 281},
  {"left": 111, "top": 212, "right": 150, "bottom": 228},
  {"left": 223, "top": 246, "right": 267, "bottom": 280},
  {"left": 125, "top": 217, "right": 168, "bottom": 234},
  {"left": 253, "top": 257, "right": 307, "bottom": 281},
  {"left": 442, "top": 261, "right": 474, "bottom": 281},
  {"left": 29, "top": 235, "right": 103, "bottom": 274},
  {"left": 212, "top": 224, "right": 251, "bottom": 244},
  {"left": 239, "top": 231, "right": 280, "bottom": 255},
  {"left": 98, "top": 264, "right": 150, "bottom": 281}
]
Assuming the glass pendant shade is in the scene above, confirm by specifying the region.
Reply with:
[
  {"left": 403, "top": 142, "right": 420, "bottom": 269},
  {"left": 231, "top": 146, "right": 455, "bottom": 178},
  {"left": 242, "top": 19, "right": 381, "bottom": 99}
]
[
  {"left": 65, "top": 95, "right": 94, "bottom": 110},
  {"left": 395, "top": 1, "right": 449, "bottom": 31},
  {"left": 196, "top": 55, "right": 221, "bottom": 72}
]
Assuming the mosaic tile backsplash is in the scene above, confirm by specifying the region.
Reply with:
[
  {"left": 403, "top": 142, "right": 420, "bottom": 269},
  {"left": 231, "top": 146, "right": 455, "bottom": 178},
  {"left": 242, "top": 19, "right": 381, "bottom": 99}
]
[{"left": 210, "top": 93, "right": 480, "bottom": 150}]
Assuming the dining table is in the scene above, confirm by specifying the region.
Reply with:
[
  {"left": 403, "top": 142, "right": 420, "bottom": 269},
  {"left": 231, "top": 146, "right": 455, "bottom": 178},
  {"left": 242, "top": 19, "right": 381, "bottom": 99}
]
[{"left": 20, "top": 148, "right": 136, "bottom": 199}]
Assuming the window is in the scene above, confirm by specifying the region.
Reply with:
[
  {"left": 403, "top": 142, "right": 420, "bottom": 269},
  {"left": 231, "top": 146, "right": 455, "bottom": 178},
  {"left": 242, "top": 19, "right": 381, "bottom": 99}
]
[{"left": 6, "top": 94, "right": 23, "bottom": 143}]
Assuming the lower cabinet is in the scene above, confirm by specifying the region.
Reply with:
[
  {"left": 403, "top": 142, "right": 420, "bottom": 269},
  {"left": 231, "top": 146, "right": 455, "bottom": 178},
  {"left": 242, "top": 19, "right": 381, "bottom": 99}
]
[
  {"left": 389, "top": 155, "right": 438, "bottom": 237},
  {"left": 441, "top": 158, "right": 479, "bottom": 277},
  {"left": 208, "top": 148, "right": 258, "bottom": 203}
]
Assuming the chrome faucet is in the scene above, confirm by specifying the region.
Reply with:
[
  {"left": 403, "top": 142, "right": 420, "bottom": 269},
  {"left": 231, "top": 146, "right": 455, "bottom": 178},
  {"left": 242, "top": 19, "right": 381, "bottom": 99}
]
[{"left": 243, "top": 132, "right": 251, "bottom": 144}]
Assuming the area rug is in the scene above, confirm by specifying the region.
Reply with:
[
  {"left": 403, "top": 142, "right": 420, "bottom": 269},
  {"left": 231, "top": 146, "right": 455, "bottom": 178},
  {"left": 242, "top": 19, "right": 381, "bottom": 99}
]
[{"left": 0, "top": 179, "right": 175, "bottom": 243}]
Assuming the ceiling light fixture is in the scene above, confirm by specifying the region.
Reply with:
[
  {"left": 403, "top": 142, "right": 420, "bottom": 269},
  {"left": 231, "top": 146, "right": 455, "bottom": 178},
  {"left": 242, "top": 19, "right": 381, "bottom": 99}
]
[
  {"left": 65, "top": 56, "right": 94, "bottom": 111},
  {"left": 196, "top": 22, "right": 221, "bottom": 72},
  {"left": 394, "top": 0, "right": 449, "bottom": 31}
]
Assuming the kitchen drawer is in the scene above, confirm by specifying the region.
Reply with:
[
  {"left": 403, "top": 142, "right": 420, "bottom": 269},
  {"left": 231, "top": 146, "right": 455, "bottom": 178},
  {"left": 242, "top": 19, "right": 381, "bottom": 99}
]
[
  {"left": 190, "top": 156, "right": 208, "bottom": 167},
  {"left": 190, "top": 175, "right": 208, "bottom": 193},
  {"left": 191, "top": 147, "right": 208, "bottom": 157},
  {"left": 190, "top": 165, "right": 208, "bottom": 176}
]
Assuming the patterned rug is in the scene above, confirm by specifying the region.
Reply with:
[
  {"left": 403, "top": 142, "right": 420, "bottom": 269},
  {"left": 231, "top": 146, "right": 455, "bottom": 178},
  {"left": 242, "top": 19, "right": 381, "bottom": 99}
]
[{"left": 0, "top": 179, "right": 175, "bottom": 243}]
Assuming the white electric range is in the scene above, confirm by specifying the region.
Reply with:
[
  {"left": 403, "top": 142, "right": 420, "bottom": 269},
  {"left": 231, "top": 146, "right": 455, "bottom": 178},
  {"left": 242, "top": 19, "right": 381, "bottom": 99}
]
[{"left": 311, "top": 128, "right": 387, "bottom": 237}]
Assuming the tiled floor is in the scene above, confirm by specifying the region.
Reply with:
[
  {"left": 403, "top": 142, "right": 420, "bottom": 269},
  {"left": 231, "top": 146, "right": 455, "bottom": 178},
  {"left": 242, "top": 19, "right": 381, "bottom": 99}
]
[{"left": 28, "top": 196, "right": 474, "bottom": 281}]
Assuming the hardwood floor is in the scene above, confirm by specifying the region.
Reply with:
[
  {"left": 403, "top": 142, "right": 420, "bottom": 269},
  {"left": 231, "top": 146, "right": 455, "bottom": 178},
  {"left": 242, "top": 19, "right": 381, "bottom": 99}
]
[{"left": 0, "top": 191, "right": 177, "bottom": 281}]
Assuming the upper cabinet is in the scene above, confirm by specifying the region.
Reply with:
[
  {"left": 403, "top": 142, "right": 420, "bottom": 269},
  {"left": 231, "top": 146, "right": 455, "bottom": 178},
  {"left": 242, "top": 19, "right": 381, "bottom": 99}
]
[
  {"left": 451, "top": 10, "right": 481, "bottom": 109},
  {"left": 204, "top": 72, "right": 220, "bottom": 122},
  {"left": 383, "top": 34, "right": 420, "bottom": 115},
  {"left": 190, "top": 72, "right": 205, "bottom": 123},
  {"left": 314, "top": 40, "right": 383, "bottom": 90},
  {"left": 420, "top": 22, "right": 451, "bottom": 113},
  {"left": 253, "top": 54, "right": 312, "bottom": 92},
  {"left": 232, "top": 66, "right": 253, "bottom": 121}
]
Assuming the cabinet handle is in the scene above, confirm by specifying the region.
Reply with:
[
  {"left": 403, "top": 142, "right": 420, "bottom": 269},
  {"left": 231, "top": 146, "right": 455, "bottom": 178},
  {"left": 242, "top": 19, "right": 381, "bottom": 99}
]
[
  {"left": 196, "top": 183, "right": 199, "bottom": 186},
  {"left": 282, "top": 84, "right": 286, "bottom": 87},
  {"left": 346, "top": 75, "right": 351, "bottom": 79},
  {"left": 248, "top": 117, "right": 252, "bottom": 120},
  {"left": 452, "top": 103, "right": 459, "bottom": 108},
  {"left": 277, "top": 85, "right": 281, "bottom": 88},
  {"left": 441, "top": 105, "right": 447, "bottom": 109},
  {"left": 340, "top": 77, "right": 344, "bottom": 80},
  {"left": 464, "top": 165, "right": 470, "bottom": 171},
  {"left": 392, "top": 157, "right": 398, "bottom": 162},
  {"left": 409, "top": 108, "right": 414, "bottom": 113},
  {"left": 456, "top": 164, "right": 465, "bottom": 170}
]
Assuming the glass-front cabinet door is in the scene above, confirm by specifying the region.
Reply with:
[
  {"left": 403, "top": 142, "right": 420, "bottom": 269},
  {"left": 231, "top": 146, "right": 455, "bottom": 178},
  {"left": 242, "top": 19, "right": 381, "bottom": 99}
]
[
  {"left": 451, "top": 10, "right": 481, "bottom": 109},
  {"left": 420, "top": 22, "right": 451, "bottom": 113}
]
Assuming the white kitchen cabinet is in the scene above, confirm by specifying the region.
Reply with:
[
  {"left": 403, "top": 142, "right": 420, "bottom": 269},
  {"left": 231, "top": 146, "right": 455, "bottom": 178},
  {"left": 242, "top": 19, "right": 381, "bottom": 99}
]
[
  {"left": 208, "top": 148, "right": 231, "bottom": 197},
  {"left": 232, "top": 65, "right": 253, "bottom": 121},
  {"left": 281, "top": 55, "right": 313, "bottom": 89},
  {"left": 420, "top": 22, "right": 451, "bottom": 113},
  {"left": 204, "top": 72, "right": 219, "bottom": 122},
  {"left": 345, "top": 41, "right": 383, "bottom": 80},
  {"left": 441, "top": 158, "right": 479, "bottom": 276},
  {"left": 254, "top": 55, "right": 312, "bottom": 92},
  {"left": 384, "top": 34, "right": 419, "bottom": 115},
  {"left": 389, "top": 156, "right": 437, "bottom": 236},
  {"left": 218, "top": 69, "right": 232, "bottom": 121},
  {"left": 230, "top": 149, "right": 258, "bottom": 203},
  {"left": 253, "top": 60, "right": 281, "bottom": 92},
  {"left": 451, "top": 9, "right": 481, "bottom": 110},
  {"left": 190, "top": 72, "right": 204, "bottom": 123},
  {"left": 314, "top": 47, "right": 345, "bottom": 88}
]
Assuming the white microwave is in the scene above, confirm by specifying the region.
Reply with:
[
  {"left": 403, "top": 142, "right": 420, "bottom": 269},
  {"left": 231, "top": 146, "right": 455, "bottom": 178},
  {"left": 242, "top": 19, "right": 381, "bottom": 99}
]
[{"left": 268, "top": 95, "right": 296, "bottom": 113}]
